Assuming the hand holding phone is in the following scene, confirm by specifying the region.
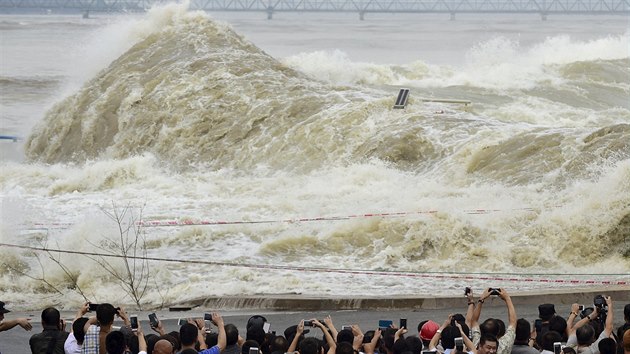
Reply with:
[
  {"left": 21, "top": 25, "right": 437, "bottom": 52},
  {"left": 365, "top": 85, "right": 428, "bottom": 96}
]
[
  {"left": 400, "top": 318, "right": 407, "bottom": 329},
  {"left": 148, "top": 313, "right": 159, "bottom": 328},
  {"left": 88, "top": 303, "right": 100, "bottom": 312},
  {"left": 130, "top": 315, "right": 138, "bottom": 331}
]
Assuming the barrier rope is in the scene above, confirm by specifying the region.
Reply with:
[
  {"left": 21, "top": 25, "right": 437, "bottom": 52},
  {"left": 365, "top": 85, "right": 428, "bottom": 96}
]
[
  {"left": 27, "top": 207, "right": 537, "bottom": 230},
  {"left": 0, "top": 242, "right": 627, "bottom": 285}
]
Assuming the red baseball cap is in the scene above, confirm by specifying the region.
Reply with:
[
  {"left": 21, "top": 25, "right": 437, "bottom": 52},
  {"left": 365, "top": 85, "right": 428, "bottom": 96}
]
[{"left": 420, "top": 320, "right": 439, "bottom": 340}]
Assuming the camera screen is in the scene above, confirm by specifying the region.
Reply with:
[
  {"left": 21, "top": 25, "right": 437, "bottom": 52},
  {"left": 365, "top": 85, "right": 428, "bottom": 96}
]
[{"left": 130, "top": 316, "right": 138, "bottom": 329}]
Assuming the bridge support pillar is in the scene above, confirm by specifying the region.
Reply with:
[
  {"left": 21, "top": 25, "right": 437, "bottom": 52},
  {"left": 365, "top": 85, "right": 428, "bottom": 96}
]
[
  {"left": 359, "top": 11, "right": 365, "bottom": 20},
  {"left": 541, "top": 12, "right": 547, "bottom": 20},
  {"left": 450, "top": 12, "right": 456, "bottom": 20},
  {"left": 267, "top": 6, "right": 273, "bottom": 19}
]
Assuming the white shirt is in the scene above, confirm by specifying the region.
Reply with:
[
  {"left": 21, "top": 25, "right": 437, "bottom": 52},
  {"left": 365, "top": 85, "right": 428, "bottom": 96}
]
[{"left": 64, "top": 332, "right": 82, "bottom": 354}]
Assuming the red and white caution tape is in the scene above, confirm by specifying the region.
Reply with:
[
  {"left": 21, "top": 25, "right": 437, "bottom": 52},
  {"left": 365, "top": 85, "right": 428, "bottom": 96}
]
[{"left": 24, "top": 207, "right": 537, "bottom": 231}]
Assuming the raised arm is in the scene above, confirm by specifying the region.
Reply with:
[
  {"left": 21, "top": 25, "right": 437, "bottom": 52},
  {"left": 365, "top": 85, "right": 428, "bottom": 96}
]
[
  {"left": 499, "top": 288, "right": 516, "bottom": 329},
  {"left": 324, "top": 315, "right": 339, "bottom": 343},
  {"left": 472, "top": 288, "right": 492, "bottom": 328},
  {"left": 74, "top": 303, "right": 90, "bottom": 321},
  {"left": 603, "top": 296, "right": 613, "bottom": 337},
  {"left": 314, "top": 319, "right": 337, "bottom": 354},
  {"left": 455, "top": 321, "right": 476, "bottom": 353},
  {"left": 351, "top": 325, "right": 365, "bottom": 352},
  {"left": 430, "top": 315, "right": 451, "bottom": 350},
  {"left": 288, "top": 320, "right": 305, "bottom": 353},
  {"left": 213, "top": 313, "right": 227, "bottom": 351},
  {"left": 196, "top": 319, "right": 209, "bottom": 350},
  {"left": 363, "top": 328, "right": 382, "bottom": 354},
  {"left": 465, "top": 288, "right": 475, "bottom": 327},
  {"left": 566, "top": 303, "right": 581, "bottom": 335}
]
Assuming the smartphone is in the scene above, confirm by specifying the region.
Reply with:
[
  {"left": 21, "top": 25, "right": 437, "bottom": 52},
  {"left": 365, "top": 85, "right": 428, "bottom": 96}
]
[
  {"left": 553, "top": 342, "right": 562, "bottom": 354},
  {"left": 455, "top": 337, "right": 464, "bottom": 352},
  {"left": 204, "top": 313, "right": 212, "bottom": 321},
  {"left": 341, "top": 325, "right": 352, "bottom": 330},
  {"left": 378, "top": 320, "right": 393, "bottom": 329},
  {"left": 489, "top": 288, "right": 501, "bottom": 295},
  {"left": 400, "top": 318, "right": 407, "bottom": 329},
  {"left": 534, "top": 319, "right": 542, "bottom": 333},
  {"left": 263, "top": 322, "right": 271, "bottom": 333},
  {"left": 178, "top": 318, "right": 187, "bottom": 326},
  {"left": 148, "top": 313, "right": 159, "bottom": 328},
  {"left": 465, "top": 287, "right": 471, "bottom": 296},
  {"left": 249, "top": 348, "right": 259, "bottom": 354},
  {"left": 88, "top": 303, "right": 100, "bottom": 312},
  {"left": 578, "top": 305, "right": 585, "bottom": 311},
  {"left": 303, "top": 320, "right": 313, "bottom": 327},
  {"left": 130, "top": 315, "right": 138, "bottom": 331}
]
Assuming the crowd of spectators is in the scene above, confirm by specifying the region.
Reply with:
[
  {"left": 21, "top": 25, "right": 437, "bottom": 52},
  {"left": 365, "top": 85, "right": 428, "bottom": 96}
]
[{"left": 1, "top": 289, "right": 629, "bottom": 354}]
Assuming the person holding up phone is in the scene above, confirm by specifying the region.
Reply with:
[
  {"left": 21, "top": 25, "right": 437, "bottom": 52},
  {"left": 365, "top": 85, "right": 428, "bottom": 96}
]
[
  {"left": 82, "top": 304, "right": 131, "bottom": 354},
  {"left": 469, "top": 288, "right": 517, "bottom": 354},
  {"left": 28, "top": 307, "right": 69, "bottom": 354}
]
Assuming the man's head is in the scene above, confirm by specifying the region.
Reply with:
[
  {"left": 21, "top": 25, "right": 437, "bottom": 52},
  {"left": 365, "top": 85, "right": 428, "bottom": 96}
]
[
  {"left": 538, "top": 304, "right": 556, "bottom": 322},
  {"left": 226, "top": 323, "right": 239, "bottom": 346},
  {"left": 440, "top": 325, "right": 460, "bottom": 350},
  {"left": 153, "top": 339, "right": 175, "bottom": 354},
  {"left": 575, "top": 324, "right": 595, "bottom": 346},
  {"left": 337, "top": 328, "right": 354, "bottom": 344},
  {"left": 515, "top": 319, "right": 531, "bottom": 342},
  {"left": 300, "top": 337, "right": 322, "bottom": 354},
  {"left": 105, "top": 331, "right": 127, "bottom": 354},
  {"left": 540, "top": 331, "right": 563, "bottom": 352},
  {"left": 41, "top": 307, "right": 61, "bottom": 328},
  {"left": 271, "top": 335, "right": 289, "bottom": 353},
  {"left": 548, "top": 316, "right": 567, "bottom": 341},
  {"left": 480, "top": 319, "right": 505, "bottom": 338},
  {"left": 404, "top": 336, "right": 423, "bottom": 354},
  {"left": 477, "top": 334, "right": 498, "bottom": 354},
  {"left": 597, "top": 338, "right": 616, "bottom": 354},
  {"left": 179, "top": 323, "right": 198, "bottom": 347},
  {"left": 336, "top": 341, "right": 355, "bottom": 354},
  {"left": 96, "top": 303, "right": 117, "bottom": 327}
]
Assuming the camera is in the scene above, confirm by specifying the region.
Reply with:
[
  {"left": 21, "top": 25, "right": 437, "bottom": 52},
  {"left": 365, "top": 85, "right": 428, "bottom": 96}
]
[
  {"left": 130, "top": 315, "right": 138, "bottom": 331},
  {"left": 88, "top": 303, "right": 100, "bottom": 312},
  {"left": 593, "top": 295, "right": 606, "bottom": 308},
  {"left": 578, "top": 305, "right": 584, "bottom": 311},
  {"left": 553, "top": 342, "right": 562, "bottom": 354},
  {"left": 378, "top": 320, "right": 393, "bottom": 330},
  {"left": 534, "top": 319, "right": 542, "bottom": 333},
  {"left": 148, "top": 313, "right": 159, "bottom": 328},
  {"left": 455, "top": 337, "right": 464, "bottom": 352},
  {"left": 489, "top": 288, "right": 501, "bottom": 295},
  {"left": 592, "top": 295, "right": 608, "bottom": 323},
  {"left": 204, "top": 313, "right": 213, "bottom": 321},
  {"left": 303, "top": 320, "right": 313, "bottom": 327}
]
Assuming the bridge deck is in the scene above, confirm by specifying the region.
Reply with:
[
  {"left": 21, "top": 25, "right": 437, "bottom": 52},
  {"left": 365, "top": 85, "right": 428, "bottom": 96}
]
[{"left": 1, "top": 0, "right": 628, "bottom": 14}]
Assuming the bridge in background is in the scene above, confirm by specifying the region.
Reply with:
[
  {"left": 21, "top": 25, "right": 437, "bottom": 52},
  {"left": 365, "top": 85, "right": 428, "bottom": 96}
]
[{"left": 1, "top": 0, "right": 628, "bottom": 19}]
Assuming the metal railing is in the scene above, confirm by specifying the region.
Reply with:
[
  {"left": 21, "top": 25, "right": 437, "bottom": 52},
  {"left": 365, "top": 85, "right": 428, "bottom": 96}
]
[{"left": 1, "top": 0, "right": 628, "bottom": 15}]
